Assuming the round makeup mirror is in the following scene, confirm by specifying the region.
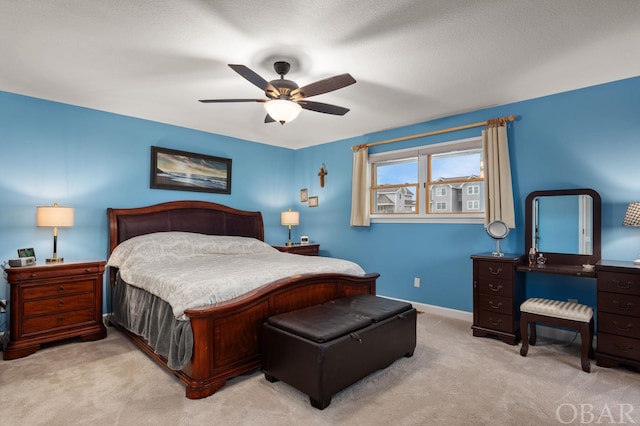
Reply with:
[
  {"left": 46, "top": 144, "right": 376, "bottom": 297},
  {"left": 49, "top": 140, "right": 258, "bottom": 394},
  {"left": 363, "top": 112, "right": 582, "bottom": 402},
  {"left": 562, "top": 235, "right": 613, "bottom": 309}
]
[{"left": 486, "top": 220, "right": 510, "bottom": 257}]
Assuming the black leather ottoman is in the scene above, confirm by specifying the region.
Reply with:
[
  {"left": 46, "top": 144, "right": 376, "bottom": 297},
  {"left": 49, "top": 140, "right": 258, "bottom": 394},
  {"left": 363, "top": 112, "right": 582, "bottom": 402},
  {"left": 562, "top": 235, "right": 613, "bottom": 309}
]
[{"left": 262, "top": 294, "right": 417, "bottom": 409}]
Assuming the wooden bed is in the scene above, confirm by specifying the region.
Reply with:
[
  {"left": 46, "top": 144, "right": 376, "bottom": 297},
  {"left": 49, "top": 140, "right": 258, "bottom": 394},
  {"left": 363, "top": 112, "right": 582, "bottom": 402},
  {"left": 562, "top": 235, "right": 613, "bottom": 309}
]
[{"left": 107, "top": 200, "right": 378, "bottom": 399}]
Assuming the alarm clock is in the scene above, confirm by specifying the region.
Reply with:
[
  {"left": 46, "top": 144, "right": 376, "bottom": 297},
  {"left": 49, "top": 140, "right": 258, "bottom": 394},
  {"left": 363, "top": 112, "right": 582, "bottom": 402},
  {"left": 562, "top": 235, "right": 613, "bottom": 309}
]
[{"left": 300, "top": 236, "right": 309, "bottom": 245}]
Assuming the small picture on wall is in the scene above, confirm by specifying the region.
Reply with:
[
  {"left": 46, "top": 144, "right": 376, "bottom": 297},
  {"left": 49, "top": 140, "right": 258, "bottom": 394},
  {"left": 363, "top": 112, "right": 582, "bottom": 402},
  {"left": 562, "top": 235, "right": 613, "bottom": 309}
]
[
  {"left": 300, "top": 188, "right": 308, "bottom": 202},
  {"left": 308, "top": 196, "right": 318, "bottom": 207}
]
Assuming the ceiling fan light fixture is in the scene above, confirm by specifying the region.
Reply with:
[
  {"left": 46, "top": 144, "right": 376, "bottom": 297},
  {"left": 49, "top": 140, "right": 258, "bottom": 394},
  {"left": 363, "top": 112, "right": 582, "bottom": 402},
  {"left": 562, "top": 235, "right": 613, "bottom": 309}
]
[{"left": 264, "top": 99, "right": 302, "bottom": 124}]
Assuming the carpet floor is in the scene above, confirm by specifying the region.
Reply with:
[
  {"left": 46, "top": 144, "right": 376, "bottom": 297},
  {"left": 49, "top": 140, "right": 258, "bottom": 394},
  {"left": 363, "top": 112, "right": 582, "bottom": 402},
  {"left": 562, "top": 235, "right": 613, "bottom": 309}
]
[{"left": 1, "top": 312, "right": 639, "bottom": 426}]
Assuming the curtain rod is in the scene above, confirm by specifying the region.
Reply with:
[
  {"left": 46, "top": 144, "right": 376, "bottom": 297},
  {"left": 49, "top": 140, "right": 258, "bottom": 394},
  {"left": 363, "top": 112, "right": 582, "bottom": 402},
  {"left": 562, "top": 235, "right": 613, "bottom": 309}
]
[{"left": 351, "top": 115, "right": 515, "bottom": 150}]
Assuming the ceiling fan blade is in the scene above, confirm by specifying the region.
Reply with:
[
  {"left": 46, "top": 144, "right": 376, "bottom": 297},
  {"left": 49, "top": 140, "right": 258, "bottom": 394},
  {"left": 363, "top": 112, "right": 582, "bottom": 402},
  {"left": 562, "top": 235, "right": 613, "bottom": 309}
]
[
  {"left": 291, "top": 73, "right": 356, "bottom": 99},
  {"left": 228, "top": 64, "right": 279, "bottom": 97},
  {"left": 264, "top": 114, "right": 275, "bottom": 124},
  {"left": 199, "top": 99, "right": 266, "bottom": 103},
  {"left": 298, "top": 100, "right": 350, "bottom": 116}
]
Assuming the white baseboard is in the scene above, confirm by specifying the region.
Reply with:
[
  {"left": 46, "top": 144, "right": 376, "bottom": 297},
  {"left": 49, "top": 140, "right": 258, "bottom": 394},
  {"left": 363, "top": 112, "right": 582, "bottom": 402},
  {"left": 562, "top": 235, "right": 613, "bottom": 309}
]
[{"left": 381, "top": 296, "right": 593, "bottom": 345}]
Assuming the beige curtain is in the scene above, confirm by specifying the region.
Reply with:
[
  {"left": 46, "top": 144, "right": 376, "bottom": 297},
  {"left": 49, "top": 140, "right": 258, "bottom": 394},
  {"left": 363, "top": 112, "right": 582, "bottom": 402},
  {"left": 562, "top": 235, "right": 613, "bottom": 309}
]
[
  {"left": 483, "top": 123, "right": 515, "bottom": 228},
  {"left": 350, "top": 145, "right": 370, "bottom": 226}
]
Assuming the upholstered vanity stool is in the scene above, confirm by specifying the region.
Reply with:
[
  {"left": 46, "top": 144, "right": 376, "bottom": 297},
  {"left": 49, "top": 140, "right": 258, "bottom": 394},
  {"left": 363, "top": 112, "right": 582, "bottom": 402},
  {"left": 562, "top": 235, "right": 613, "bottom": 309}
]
[{"left": 519, "top": 298, "right": 594, "bottom": 372}]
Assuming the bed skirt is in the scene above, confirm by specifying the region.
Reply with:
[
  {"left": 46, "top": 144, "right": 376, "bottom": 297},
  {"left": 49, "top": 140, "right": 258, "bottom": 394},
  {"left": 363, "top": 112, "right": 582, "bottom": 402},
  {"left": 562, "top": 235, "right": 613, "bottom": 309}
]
[{"left": 111, "top": 274, "right": 193, "bottom": 370}]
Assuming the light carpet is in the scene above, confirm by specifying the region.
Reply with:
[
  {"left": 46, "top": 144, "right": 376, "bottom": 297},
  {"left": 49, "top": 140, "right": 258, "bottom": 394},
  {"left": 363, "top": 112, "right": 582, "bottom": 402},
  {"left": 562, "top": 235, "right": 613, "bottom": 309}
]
[{"left": 1, "top": 312, "right": 639, "bottom": 426}]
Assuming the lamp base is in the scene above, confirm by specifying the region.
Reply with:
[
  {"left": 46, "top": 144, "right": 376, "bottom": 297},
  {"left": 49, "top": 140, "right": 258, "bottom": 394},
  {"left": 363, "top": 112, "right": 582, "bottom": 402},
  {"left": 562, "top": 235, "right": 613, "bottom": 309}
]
[
  {"left": 633, "top": 258, "right": 640, "bottom": 266},
  {"left": 285, "top": 241, "right": 294, "bottom": 247},
  {"left": 46, "top": 257, "right": 64, "bottom": 264}
]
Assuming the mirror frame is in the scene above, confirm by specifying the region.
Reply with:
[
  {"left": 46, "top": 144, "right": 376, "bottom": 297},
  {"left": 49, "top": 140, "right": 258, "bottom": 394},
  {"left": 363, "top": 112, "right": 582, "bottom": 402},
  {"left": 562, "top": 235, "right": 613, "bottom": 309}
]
[{"left": 524, "top": 188, "right": 601, "bottom": 266}]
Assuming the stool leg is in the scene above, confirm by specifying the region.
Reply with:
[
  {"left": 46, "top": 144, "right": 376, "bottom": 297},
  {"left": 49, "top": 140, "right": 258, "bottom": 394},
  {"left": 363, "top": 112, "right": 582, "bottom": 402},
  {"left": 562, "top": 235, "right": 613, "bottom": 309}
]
[
  {"left": 579, "top": 322, "right": 591, "bottom": 373},
  {"left": 588, "top": 318, "right": 595, "bottom": 360},
  {"left": 529, "top": 321, "right": 537, "bottom": 346},
  {"left": 520, "top": 313, "right": 529, "bottom": 357}
]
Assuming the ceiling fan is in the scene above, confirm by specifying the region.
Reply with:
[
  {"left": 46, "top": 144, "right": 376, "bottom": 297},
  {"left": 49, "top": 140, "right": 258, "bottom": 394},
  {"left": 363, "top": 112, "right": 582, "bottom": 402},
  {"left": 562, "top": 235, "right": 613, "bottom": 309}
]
[{"left": 199, "top": 61, "right": 356, "bottom": 125}]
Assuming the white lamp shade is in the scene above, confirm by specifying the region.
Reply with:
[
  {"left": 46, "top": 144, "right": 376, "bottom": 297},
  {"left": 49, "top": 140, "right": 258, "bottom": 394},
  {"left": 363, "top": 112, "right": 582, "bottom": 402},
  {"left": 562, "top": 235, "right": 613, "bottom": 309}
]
[
  {"left": 623, "top": 202, "right": 640, "bottom": 226},
  {"left": 37, "top": 205, "right": 74, "bottom": 227},
  {"left": 264, "top": 100, "right": 302, "bottom": 123},
  {"left": 281, "top": 210, "right": 299, "bottom": 226}
]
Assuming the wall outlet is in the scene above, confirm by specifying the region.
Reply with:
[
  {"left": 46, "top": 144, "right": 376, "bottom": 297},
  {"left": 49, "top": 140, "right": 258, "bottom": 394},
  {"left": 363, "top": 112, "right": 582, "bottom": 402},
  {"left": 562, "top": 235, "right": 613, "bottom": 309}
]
[
  {"left": 568, "top": 298, "right": 578, "bottom": 304},
  {"left": 413, "top": 277, "right": 420, "bottom": 288}
]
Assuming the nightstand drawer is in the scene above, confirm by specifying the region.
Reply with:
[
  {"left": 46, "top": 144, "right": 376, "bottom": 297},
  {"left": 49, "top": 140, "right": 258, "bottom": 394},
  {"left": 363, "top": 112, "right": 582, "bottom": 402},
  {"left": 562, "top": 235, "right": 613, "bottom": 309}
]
[
  {"left": 598, "top": 271, "right": 640, "bottom": 296},
  {"left": 24, "top": 293, "right": 95, "bottom": 317},
  {"left": 22, "top": 308, "right": 95, "bottom": 334},
  {"left": 9, "top": 264, "right": 103, "bottom": 282},
  {"left": 273, "top": 244, "right": 320, "bottom": 256},
  {"left": 23, "top": 280, "right": 95, "bottom": 300}
]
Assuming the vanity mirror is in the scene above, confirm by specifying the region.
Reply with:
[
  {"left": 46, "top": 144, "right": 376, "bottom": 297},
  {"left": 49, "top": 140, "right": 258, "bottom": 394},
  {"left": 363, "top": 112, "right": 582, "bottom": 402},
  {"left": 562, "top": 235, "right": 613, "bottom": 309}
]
[
  {"left": 523, "top": 188, "right": 601, "bottom": 273},
  {"left": 486, "top": 220, "right": 509, "bottom": 257}
]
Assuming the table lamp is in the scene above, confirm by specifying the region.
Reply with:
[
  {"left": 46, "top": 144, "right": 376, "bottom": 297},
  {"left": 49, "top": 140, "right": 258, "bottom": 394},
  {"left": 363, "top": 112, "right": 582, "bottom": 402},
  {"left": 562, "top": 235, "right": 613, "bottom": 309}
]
[
  {"left": 281, "top": 209, "right": 299, "bottom": 247},
  {"left": 622, "top": 202, "right": 640, "bottom": 265},
  {"left": 37, "top": 203, "right": 74, "bottom": 263}
]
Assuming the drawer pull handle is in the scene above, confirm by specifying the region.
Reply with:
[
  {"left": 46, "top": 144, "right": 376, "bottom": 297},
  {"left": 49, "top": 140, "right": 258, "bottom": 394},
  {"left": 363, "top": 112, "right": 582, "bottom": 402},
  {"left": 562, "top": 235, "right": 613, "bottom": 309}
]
[
  {"left": 58, "top": 300, "right": 65, "bottom": 307},
  {"left": 613, "top": 279, "right": 632, "bottom": 289},
  {"left": 613, "top": 300, "right": 633, "bottom": 311},
  {"left": 85, "top": 269, "right": 91, "bottom": 273},
  {"left": 488, "top": 284, "right": 503, "bottom": 292},
  {"left": 30, "top": 273, "right": 37, "bottom": 278},
  {"left": 613, "top": 343, "right": 634, "bottom": 353},
  {"left": 58, "top": 286, "right": 65, "bottom": 292},
  {"left": 489, "top": 317, "right": 502, "bottom": 326},
  {"left": 488, "top": 267, "right": 502, "bottom": 275},
  {"left": 349, "top": 332, "right": 362, "bottom": 343},
  {"left": 611, "top": 321, "right": 632, "bottom": 332},
  {"left": 489, "top": 301, "right": 503, "bottom": 310}
]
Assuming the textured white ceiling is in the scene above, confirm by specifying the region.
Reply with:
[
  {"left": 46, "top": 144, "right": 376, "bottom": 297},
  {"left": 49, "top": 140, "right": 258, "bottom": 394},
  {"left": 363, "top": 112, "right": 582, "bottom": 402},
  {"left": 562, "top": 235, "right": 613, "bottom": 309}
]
[{"left": 1, "top": 1, "right": 639, "bottom": 149}]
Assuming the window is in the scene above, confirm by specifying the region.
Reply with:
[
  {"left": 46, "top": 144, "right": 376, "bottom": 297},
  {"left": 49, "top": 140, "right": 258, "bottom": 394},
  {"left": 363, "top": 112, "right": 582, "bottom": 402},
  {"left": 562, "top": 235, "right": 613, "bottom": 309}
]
[
  {"left": 370, "top": 158, "right": 418, "bottom": 214},
  {"left": 467, "top": 200, "right": 480, "bottom": 210},
  {"left": 368, "top": 137, "right": 484, "bottom": 223}
]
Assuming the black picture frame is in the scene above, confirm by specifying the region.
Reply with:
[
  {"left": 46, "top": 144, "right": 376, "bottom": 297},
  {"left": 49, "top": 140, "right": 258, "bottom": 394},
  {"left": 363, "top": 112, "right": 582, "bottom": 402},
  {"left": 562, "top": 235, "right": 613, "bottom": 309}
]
[{"left": 150, "top": 146, "right": 232, "bottom": 194}]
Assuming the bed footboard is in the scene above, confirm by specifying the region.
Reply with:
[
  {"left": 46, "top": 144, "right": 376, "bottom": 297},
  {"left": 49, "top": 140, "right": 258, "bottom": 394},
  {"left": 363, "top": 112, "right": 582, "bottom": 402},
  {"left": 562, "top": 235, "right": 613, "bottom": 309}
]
[{"left": 112, "top": 272, "right": 378, "bottom": 399}]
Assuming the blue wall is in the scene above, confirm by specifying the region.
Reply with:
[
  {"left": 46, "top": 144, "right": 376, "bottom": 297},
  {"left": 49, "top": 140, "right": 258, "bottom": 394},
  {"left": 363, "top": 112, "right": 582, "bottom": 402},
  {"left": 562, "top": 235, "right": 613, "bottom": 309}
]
[
  {"left": 1, "top": 75, "right": 640, "bottom": 333},
  {"left": 295, "top": 76, "right": 640, "bottom": 313},
  {"left": 0, "top": 92, "right": 296, "bottom": 332}
]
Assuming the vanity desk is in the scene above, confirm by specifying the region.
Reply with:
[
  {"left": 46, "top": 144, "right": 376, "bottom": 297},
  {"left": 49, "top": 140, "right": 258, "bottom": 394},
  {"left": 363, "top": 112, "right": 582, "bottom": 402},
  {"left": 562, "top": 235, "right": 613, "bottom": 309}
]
[{"left": 474, "top": 188, "right": 640, "bottom": 372}]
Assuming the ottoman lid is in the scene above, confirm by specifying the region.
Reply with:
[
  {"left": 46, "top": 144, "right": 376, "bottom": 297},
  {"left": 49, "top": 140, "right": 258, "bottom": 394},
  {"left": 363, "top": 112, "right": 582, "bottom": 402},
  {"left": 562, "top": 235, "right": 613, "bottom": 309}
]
[
  {"left": 326, "top": 294, "right": 412, "bottom": 322},
  {"left": 267, "top": 304, "right": 373, "bottom": 343}
]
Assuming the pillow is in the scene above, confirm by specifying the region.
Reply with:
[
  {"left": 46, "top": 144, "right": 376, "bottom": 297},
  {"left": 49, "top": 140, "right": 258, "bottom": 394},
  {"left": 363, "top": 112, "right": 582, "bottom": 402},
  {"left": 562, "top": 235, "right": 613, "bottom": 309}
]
[{"left": 107, "top": 231, "right": 277, "bottom": 268}]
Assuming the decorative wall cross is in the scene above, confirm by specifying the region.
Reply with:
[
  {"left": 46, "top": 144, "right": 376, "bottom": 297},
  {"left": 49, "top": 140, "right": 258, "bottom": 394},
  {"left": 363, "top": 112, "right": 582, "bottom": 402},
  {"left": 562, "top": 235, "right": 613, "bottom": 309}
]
[{"left": 318, "top": 164, "right": 328, "bottom": 187}]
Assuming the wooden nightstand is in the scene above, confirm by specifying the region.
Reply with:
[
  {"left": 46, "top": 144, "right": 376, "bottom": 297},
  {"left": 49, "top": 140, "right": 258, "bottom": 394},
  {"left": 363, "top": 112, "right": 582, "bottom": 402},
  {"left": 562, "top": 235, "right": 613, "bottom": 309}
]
[
  {"left": 273, "top": 243, "right": 320, "bottom": 256},
  {"left": 3, "top": 260, "right": 107, "bottom": 360}
]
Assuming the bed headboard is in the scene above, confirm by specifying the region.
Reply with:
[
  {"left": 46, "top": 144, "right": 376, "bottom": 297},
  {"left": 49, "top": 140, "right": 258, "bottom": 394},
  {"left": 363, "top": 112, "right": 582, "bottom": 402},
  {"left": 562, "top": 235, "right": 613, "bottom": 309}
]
[{"left": 107, "top": 200, "right": 264, "bottom": 255}]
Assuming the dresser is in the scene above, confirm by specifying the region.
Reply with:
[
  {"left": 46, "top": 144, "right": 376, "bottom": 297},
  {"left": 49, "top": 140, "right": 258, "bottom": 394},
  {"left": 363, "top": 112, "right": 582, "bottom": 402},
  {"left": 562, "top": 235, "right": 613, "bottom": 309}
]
[
  {"left": 595, "top": 260, "right": 640, "bottom": 370},
  {"left": 3, "top": 260, "right": 107, "bottom": 360},
  {"left": 471, "top": 254, "right": 526, "bottom": 345}
]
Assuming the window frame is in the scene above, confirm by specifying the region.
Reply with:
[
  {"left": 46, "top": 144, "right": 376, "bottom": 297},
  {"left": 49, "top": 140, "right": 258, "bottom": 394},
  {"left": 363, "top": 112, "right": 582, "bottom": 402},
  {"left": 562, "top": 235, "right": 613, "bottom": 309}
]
[{"left": 368, "top": 136, "right": 485, "bottom": 224}]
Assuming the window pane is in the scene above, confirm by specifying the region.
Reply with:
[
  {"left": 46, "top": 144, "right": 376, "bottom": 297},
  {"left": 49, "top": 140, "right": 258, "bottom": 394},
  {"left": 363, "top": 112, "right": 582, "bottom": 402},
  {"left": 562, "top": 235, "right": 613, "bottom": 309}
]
[
  {"left": 431, "top": 149, "right": 482, "bottom": 181},
  {"left": 372, "top": 185, "right": 417, "bottom": 213},
  {"left": 375, "top": 158, "right": 417, "bottom": 185}
]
